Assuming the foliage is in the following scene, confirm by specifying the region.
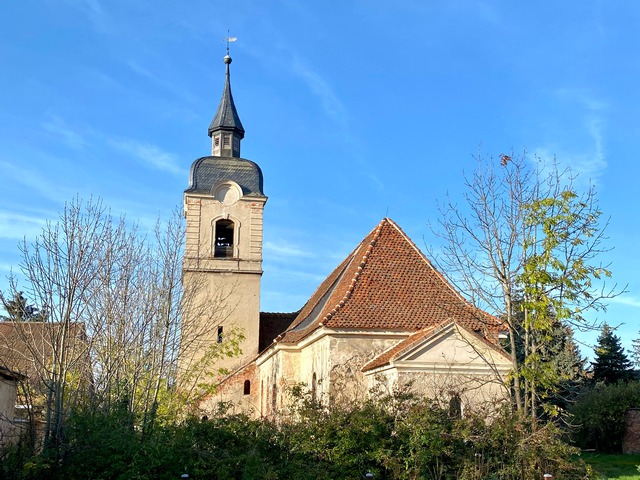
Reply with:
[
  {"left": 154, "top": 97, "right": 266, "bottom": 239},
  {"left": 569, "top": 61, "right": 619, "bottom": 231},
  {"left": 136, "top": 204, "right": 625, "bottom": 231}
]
[
  {"left": 507, "top": 303, "right": 587, "bottom": 419},
  {"left": 433, "top": 152, "right": 615, "bottom": 418},
  {"left": 1, "top": 197, "right": 244, "bottom": 458},
  {"left": 591, "top": 324, "right": 633, "bottom": 385},
  {"left": 569, "top": 381, "right": 640, "bottom": 453},
  {"left": 0, "top": 291, "right": 46, "bottom": 322},
  {"left": 1, "top": 393, "right": 592, "bottom": 480}
]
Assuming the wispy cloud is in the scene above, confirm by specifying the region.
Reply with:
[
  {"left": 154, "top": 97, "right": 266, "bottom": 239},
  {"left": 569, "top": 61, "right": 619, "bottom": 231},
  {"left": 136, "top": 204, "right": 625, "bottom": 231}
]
[
  {"left": 0, "top": 211, "right": 47, "bottom": 241},
  {"left": 0, "top": 160, "right": 67, "bottom": 202},
  {"left": 42, "top": 115, "right": 88, "bottom": 150},
  {"left": 126, "top": 60, "right": 198, "bottom": 105},
  {"left": 109, "top": 139, "right": 186, "bottom": 177},
  {"left": 536, "top": 89, "right": 608, "bottom": 184},
  {"left": 58, "top": 0, "right": 115, "bottom": 34},
  {"left": 264, "top": 264, "right": 326, "bottom": 283},
  {"left": 263, "top": 240, "right": 312, "bottom": 258},
  {"left": 609, "top": 295, "right": 640, "bottom": 309},
  {"left": 0, "top": 262, "right": 17, "bottom": 273},
  {"left": 290, "top": 57, "right": 348, "bottom": 129}
]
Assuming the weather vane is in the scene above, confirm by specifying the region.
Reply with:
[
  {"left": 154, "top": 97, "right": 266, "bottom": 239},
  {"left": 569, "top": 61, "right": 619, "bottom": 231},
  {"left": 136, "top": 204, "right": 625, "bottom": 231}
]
[{"left": 224, "top": 30, "right": 237, "bottom": 56}]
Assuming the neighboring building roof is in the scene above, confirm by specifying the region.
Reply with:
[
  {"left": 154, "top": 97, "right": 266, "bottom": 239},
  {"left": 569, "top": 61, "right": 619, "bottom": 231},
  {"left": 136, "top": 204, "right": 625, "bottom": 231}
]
[
  {"left": 185, "top": 156, "right": 265, "bottom": 197},
  {"left": 277, "top": 218, "right": 502, "bottom": 345},
  {"left": 362, "top": 320, "right": 510, "bottom": 373},
  {"left": 0, "top": 322, "right": 88, "bottom": 384},
  {"left": 208, "top": 55, "right": 245, "bottom": 138},
  {"left": 0, "top": 365, "right": 25, "bottom": 382}
]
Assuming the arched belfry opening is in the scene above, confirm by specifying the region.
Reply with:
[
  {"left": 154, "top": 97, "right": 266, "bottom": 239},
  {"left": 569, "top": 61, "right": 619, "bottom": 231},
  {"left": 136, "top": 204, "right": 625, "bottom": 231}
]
[{"left": 214, "top": 219, "right": 235, "bottom": 257}]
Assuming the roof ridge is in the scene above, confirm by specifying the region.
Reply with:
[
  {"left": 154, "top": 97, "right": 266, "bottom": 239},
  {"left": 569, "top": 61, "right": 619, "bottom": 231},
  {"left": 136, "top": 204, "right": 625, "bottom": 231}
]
[
  {"left": 322, "top": 219, "right": 387, "bottom": 326},
  {"left": 385, "top": 218, "right": 493, "bottom": 320}
]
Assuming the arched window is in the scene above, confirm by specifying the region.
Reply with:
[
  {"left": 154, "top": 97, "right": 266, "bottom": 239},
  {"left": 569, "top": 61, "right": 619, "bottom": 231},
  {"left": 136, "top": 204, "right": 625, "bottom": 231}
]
[
  {"left": 311, "top": 373, "right": 317, "bottom": 403},
  {"left": 448, "top": 394, "right": 462, "bottom": 419},
  {"left": 271, "top": 384, "right": 277, "bottom": 413},
  {"left": 243, "top": 380, "right": 251, "bottom": 395},
  {"left": 217, "top": 326, "right": 223, "bottom": 343},
  {"left": 214, "top": 219, "right": 234, "bottom": 257}
]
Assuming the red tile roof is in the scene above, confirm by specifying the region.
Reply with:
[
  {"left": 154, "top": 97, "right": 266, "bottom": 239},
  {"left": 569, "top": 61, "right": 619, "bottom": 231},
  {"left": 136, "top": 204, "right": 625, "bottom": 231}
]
[{"left": 278, "top": 218, "right": 502, "bottom": 344}]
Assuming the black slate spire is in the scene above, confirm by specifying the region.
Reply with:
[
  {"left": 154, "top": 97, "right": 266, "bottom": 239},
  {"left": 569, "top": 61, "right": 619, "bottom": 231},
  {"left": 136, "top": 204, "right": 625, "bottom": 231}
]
[{"left": 209, "top": 54, "right": 245, "bottom": 157}]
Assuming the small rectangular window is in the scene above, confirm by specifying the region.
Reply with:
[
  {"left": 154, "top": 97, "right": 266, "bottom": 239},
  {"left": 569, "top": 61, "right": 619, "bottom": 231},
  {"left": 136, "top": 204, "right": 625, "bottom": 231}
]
[
  {"left": 223, "top": 134, "right": 231, "bottom": 147},
  {"left": 217, "top": 326, "right": 223, "bottom": 343}
]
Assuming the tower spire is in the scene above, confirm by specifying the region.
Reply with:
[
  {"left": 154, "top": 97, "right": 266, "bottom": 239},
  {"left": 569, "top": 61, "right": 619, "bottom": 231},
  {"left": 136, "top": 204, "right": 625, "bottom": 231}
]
[{"left": 209, "top": 39, "right": 244, "bottom": 158}]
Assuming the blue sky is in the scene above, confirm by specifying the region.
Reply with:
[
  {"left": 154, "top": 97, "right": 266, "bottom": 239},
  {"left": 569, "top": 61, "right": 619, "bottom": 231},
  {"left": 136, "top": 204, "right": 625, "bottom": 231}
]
[{"left": 1, "top": 1, "right": 639, "bottom": 358}]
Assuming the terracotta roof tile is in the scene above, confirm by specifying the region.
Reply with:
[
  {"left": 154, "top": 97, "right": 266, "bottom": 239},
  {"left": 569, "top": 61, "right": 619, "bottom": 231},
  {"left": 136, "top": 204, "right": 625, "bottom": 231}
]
[{"left": 278, "top": 218, "right": 502, "bottom": 344}]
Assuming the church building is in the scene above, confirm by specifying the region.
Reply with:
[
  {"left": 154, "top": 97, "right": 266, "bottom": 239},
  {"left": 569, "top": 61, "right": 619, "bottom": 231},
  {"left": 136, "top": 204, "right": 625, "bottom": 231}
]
[{"left": 180, "top": 53, "right": 512, "bottom": 418}]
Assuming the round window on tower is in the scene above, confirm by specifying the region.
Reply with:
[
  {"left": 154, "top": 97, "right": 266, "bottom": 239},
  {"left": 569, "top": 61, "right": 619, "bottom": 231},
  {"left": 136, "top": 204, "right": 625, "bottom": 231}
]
[{"left": 213, "top": 181, "right": 242, "bottom": 205}]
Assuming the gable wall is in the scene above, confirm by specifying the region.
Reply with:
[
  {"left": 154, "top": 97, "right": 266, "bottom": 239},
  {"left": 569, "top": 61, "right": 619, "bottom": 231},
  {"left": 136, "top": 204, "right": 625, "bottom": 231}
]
[{"left": 365, "top": 328, "right": 511, "bottom": 412}]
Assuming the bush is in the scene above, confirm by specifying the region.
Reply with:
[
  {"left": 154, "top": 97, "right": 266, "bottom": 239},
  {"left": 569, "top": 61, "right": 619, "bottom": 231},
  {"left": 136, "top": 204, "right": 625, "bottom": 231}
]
[
  {"left": 569, "top": 380, "right": 640, "bottom": 453},
  {"left": 1, "top": 395, "right": 593, "bottom": 480}
]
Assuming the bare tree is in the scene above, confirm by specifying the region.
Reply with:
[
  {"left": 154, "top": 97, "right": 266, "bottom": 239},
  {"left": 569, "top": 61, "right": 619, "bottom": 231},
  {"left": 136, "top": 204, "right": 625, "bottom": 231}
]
[
  {"left": 1, "top": 198, "right": 244, "bottom": 450},
  {"left": 432, "top": 152, "right": 616, "bottom": 418}
]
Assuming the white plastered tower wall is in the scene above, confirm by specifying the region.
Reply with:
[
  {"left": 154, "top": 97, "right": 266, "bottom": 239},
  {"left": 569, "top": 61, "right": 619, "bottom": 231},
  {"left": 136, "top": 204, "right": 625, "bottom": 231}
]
[{"left": 181, "top": 189, "right": 265, "bottom": 376}]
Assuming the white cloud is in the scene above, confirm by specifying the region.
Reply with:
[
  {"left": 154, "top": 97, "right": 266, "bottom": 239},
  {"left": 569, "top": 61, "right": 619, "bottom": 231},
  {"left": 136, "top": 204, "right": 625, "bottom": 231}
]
[
  {"left": 57, "top": 0, "right": 115, "bottom": 34},
  {"left": 0, "top": 160, "right": 66, "bottom": 202},
  {"left": 109, "top": 139, "right": 186, "bottom": 177},
  {"left": 0, "top": 262, "right": 17, "bottom": 273},
  {"left": 608, "top": 295, "right": 640, "bottom": 309},
  {"left": 535, "top": 90, "right": 608, "bottom": 184},
  {"left": 290, "top": 57, "right": 348, "bottom": 129},
  {"left": 0, "top": 211, "right": 47, "bottom": 240},
  {"left": 42, "top": 115, "right": 88, "bottom": 150},
  {"left": 264, "top": 241, "right": 313, "bottom": 258},
  {"left": 264, "top": 264, "right": 326, "bottom": 283}
]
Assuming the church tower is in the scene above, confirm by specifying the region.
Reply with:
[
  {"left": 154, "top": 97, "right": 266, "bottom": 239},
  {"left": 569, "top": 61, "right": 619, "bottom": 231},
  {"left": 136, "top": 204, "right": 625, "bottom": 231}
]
[{"left": 181, "top": 53, "right": 266, "bottom": 380}]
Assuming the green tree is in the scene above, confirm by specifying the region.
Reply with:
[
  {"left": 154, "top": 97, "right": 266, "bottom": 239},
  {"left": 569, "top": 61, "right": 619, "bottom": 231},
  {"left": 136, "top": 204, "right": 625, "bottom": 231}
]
[
  {"left": 631, "top": 335, "right": 640, "bottom": 368},
  {"left": 591, "top": 323, "right": 632, "bottom": 385},
  {"left": 0, "top": 290, "right": 46, "bottom": 322},
  {"left": 517, "top": 187, "right": 609, "bottom": 420},
  {"left": 434, "top": 152, "right": 615, "bottom": 419},
  {"left": 570, "top": 381, "right": 640, "bottom": 453}
]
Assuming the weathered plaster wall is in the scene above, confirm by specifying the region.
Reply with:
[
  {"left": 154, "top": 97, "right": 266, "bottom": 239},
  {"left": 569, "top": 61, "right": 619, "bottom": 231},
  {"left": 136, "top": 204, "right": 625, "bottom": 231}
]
[
  {"left": 326, "top": 333, "right": 403, "bottom": 406},
  {"left": 181, "top": 193, "right": 265, "bottom": 380}
]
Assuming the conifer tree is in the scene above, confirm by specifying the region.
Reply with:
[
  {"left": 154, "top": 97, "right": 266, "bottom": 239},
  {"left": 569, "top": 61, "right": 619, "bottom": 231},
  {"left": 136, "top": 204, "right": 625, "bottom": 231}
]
[
  {"left": 0, "top": 290, "right": 46, "bottom": 322},
  {"left": 591, "top": 323, "right": 632, "bottom": 384}
]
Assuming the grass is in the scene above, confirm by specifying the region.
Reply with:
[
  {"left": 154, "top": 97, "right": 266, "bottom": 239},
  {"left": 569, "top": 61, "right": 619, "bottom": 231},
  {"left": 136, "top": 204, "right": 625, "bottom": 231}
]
[{"left": 581, "top": 452, "right": 640, "bottom": 480}]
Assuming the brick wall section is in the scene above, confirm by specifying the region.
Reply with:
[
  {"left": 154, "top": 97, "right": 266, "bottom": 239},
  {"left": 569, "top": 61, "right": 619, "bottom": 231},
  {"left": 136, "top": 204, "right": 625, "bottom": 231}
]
[{"left": 623, "top": 409, "right": 640, "bottom": 453}]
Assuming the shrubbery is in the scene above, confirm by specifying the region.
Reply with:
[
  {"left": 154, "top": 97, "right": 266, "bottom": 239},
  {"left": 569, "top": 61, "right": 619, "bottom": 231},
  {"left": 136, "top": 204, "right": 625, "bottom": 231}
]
[
  {"left": 569, "top": 381, "right": 640, "bottom": 453},
  {"left": 1, "top": 393, "right": 591, "bottom": 480}
]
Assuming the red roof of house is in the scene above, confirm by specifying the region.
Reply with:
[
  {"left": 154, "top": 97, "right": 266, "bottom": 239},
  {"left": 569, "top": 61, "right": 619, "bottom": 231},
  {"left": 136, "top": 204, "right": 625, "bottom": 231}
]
[{"left": 277, "top": 218, "right": 502, "bottom": 345}]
